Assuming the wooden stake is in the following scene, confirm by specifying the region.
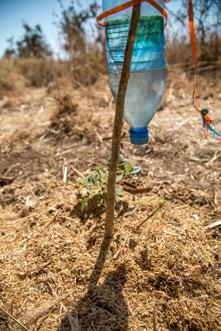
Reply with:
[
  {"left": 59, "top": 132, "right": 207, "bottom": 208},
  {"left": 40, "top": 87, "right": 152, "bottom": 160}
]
[{"left": 105, "top": 4, "right": 141, "bottom": 239}]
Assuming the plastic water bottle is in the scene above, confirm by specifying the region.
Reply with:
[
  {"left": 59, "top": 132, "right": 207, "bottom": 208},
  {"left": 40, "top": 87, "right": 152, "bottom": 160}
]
[{"left": 102, "top": 0, "right": 167, "bottom": 144}]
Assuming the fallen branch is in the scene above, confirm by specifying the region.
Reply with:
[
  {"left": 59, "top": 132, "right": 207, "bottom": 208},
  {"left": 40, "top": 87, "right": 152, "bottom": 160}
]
[
  {"left": 136, "top": 201, "right": 166, "bottom": 230},
  {"left": 4, "top": 162, "right": 21, "bottom": 175},
  {"left": 71, "top": 166, "right": 85, "bottom": 179},
  {"left": 123, "top": 185, "right": 151, "bottom": 194},
  {"left": 34, "top": 311, "right": 53, "bottom": 331},
  {"left": 205, "top": 220, "right": 221, "bottom": 230},
  {"left": 102, "top": 133, "right": 126, "bottom": 141},
  {"left": 0, "top": 306, "right": 30, "bottom": 331},
  {"left": 153, "top": 305, "right": 157, "bottom": 331},
  {"left": 25, "top": 295, "right": 68, "bottom": 326},
  {"left": 0, "top": 175, "right": 14, "bottom": 186},
  {"left": 122, "top": 180, "right": 151, "bottom": 194}
]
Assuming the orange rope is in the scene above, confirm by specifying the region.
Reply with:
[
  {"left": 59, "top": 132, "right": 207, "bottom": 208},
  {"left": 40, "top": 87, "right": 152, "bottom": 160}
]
[
  {"left": 188, "top": 0, "right": 215, "bottom": 130},
  {"left": 97, "top": 0, "right": 168, "bottom": 27},
  {"left": 188, "top": 0, "right": 200, "bottom": 113}
]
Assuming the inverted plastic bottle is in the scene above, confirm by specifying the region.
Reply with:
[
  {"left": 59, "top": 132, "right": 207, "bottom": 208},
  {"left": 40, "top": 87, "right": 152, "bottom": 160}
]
[{"left": 102, "top": 0, "right": 167, "bottom": 144}]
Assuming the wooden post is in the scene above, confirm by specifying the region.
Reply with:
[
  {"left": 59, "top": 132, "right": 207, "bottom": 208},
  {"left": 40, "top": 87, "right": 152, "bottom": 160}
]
[{"left": 105, "top": 4, "right": 141, "bottom": 239}]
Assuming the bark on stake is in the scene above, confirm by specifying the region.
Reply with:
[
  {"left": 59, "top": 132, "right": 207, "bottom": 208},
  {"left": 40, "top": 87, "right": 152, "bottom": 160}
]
[{"left": 105, "top": 4, "right": 141, "bottom": 239}]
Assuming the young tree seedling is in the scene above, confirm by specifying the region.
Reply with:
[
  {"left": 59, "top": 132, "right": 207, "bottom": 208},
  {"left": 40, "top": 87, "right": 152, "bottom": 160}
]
[{"left": 105, "top": 4, "right": 141, "bottom": 239}]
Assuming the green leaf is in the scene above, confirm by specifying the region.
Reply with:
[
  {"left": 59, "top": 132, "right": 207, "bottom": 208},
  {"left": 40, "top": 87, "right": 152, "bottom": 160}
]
[
  {"left": 116, "top": 186, "right": 124, "bottom": 197},
  {"left": 87, "top": 174, "right": 96, "bottom": 185},
  {"left": 81, "top": 198, "right": 88, "bottom": 212},
  {"left": 116, "top": 174, "right": 123, "bottom": 183},
  {"left": 130, "top": 167, "right": 142, "bottom": 175},
  {"left": 77, "top": 157, "right": 141, "bottom": 214},
  {"left": 124, "top": 163, "right": 133, "bottom": 175}
]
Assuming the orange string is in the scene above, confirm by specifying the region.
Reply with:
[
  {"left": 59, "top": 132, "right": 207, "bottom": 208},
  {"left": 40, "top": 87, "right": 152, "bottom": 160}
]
[
  {"left": 97, "top": 0, "right": 168, "bottom": 27},
  {"left": 188, "top": 0, "right": 215, "bottom": 129},
  {"left": 188, "top": 0, "right": 201, "bottom": 113}
]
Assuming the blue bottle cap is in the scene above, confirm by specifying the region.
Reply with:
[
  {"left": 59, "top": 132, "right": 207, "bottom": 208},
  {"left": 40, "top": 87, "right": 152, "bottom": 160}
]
[{"left": 129, "top": 127, "right": 149, "bottom": 145}]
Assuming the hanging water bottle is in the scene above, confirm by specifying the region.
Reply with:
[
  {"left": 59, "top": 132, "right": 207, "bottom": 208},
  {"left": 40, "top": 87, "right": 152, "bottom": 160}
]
[{"left": 98, "top": 0, "right": 168, "bottom": 144}]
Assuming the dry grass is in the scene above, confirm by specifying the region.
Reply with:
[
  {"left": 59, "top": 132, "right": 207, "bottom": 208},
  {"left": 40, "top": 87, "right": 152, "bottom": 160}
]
[
  {"left": 0, "top": 62, "right": 221, "bottom": 331},
  {"left": 0, "top": 60, "right": 26, "bottom": 100},
  {"left": 15, "top": 58, "right": 60, "bottom": 88},
  {"left": 0, "top": 53, "right": 105, "bottom": 98}
]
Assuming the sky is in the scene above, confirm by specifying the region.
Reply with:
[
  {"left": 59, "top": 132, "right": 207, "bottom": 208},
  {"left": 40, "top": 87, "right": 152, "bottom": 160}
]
[{"left": 0, "top": 0, "right": 181, "bottom": 58}]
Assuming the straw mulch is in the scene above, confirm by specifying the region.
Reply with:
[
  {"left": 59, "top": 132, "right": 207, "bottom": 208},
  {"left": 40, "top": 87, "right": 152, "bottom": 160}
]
[{"left": 0, "top": 71, "right": 221, "bottom": 331}]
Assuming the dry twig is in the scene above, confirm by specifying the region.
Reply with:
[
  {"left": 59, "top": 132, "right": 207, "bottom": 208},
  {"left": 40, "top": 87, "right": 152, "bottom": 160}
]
[
  {"left": 0, "top": 306, "right": 30, "bottom": 331},
  {"left": 123, "top": 185, "right": 151, "bottom": 194},
  {"left": 136, "top": 201, "right": 166, "bottom": 230}
]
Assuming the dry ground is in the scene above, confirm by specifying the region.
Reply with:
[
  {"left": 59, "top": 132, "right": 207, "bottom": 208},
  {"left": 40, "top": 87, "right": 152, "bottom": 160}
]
[{"left": 0, "top": 69, "right": 221, "bottom": 331}]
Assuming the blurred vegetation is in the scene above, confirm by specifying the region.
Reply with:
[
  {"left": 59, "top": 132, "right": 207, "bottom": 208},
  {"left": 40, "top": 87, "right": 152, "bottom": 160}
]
[
  {"left": 4, "top": 23, "right": 52, "bottom": 59},
  {"left": 57, "top": 0, "right": 102, "bottom": 57},
  {"left": 0, "top": 60, "right": 25, "bottom": 99},
  {"left": 168, "top": 0, "right": 221, "bottom": 64}
]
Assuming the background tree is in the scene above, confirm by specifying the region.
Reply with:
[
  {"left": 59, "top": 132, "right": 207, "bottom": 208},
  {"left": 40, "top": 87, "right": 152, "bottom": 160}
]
[
  {"left": 169, "top": 0, "right": 221, "bottom": 63},
  {"left": 16, "top": 23, "right": 52, "bottom": 58},
  {"left": 4, "top": 23, "right": 52, "bottom": 59},
  {"left": 57, "top": 0, "right": 101, "bottom": 58},
  {"left": 4, "top": 37, "right": 16, "bottom": 59}
]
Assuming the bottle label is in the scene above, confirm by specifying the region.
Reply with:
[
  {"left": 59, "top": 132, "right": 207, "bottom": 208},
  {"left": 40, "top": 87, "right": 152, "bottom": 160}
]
[{"left": 105, "top": 16, "right": 166, "bottom": 72}]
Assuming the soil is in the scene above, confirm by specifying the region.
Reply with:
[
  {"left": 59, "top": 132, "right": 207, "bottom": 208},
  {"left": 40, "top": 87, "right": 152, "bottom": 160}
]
[{"left": 0, "top": 70, "right": 221, "bottom": 331}]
